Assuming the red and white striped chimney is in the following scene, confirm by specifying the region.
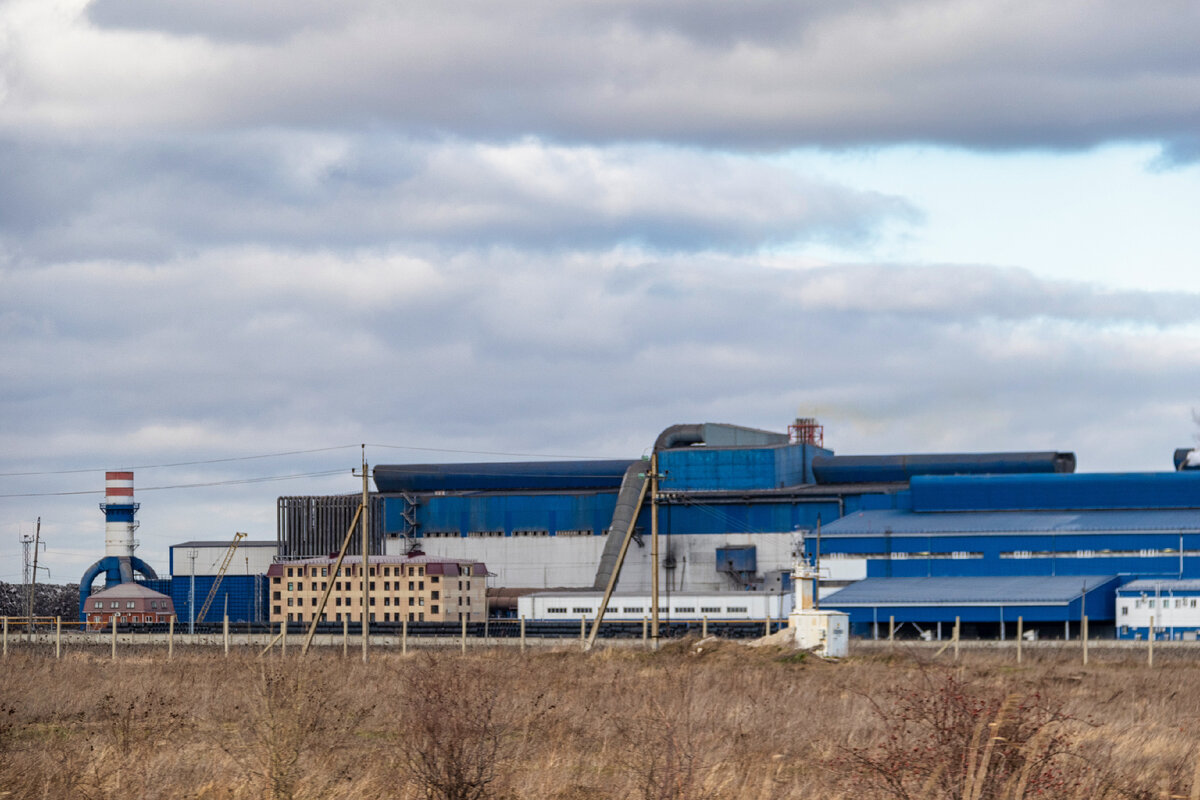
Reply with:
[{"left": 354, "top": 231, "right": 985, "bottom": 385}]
[{"left": 103, "top": 471, "right": 137, "bottom": 557}]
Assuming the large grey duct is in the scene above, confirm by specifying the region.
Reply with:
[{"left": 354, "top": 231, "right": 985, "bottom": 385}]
[
  {"left": 593, "top": 424, "right": 709, "bottom": 589},
  {"left": 592, "top": 461, "right": 648, "bottom": 589},
  {"left": 654, "top": 424, "right": 705, "bottom": 452}
]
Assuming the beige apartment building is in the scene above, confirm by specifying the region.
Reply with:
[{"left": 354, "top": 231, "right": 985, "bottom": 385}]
[{"left": 267, "top": 555, "right": 487, "bottom": 624}]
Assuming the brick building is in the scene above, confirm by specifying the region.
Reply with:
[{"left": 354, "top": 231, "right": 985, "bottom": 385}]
[
  {"left": 85, "top": 582, "right": 176, "bottom": 629},
  {"left": 268, "top": 555, "right": 487, "bottom": 624}
]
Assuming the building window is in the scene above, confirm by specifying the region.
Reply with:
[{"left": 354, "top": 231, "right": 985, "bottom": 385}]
[
  {"left": 336, "top": 597, "right": 342, "bottom": 606},
  {"left": 273, "top": 605, "right": 281, "bottom": 615},
  {"left": 409, "top": 612, "right": 415, "bottom": 621},
  {"left": 94, "top": 601, "right": 102, "bottom": 609},
  {"left": 409, "top": 581, "right": 414, "bottom": 590},
  {"left": 700, "top": 607, "right": 719, "bottom": 613},
  {"left": 418, "top": 612, "right": 424, "bottom": 621},
  {"left": 409, "top": 597, "right": 415, "bottom": 606},
  {"left": 287, "top": 582, "right": 293, "bottom": 591},
  {"left": 1121, "top": 606, "right": 1128, "bottom": 616},
  {"left": 288, "top": 568, "right": 294, "bottom": 577},
  {"left": 287, "top": 598, "right": 293, "bottom": 607},
  {"left": 622, "top": 607, "right": 642, "bottom": 614},
  {"left": 273, "top": 577, "right": 280, "bottom": 585},
  {"left": 384, "top": 597, "right": 391, "bottom": 606},
  {"left": 418, "top": 598, "right": 424, "bottom": 607},
  {"left": 369, "top": 597, "right": 376, "bottom": 606},
  {"left": 127, "top": 601, "right": 135, "bottom": 608},
  {"left": 431, "top": 591, "right": 439, "bottom": 600},
  {"left": 432, "top": 605, "right": 439, "bottom": 614},
  {"left": 111, "top": 602, "right": 119, "bottom": 609},
  {"left": 431, "top": 575, "right": 439, "bottom": 584},
  {"left": 321, "top": 568, "right": 328, "bottom": 576}
]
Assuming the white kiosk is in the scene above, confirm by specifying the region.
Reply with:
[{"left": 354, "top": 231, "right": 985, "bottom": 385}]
[{"left": 787, "top": 533, "right": 849, "bottom": 657}]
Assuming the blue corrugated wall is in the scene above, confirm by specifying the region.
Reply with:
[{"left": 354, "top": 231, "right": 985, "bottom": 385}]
[{"left": 170, "top": 574, "right": 269, "bottom": 624}]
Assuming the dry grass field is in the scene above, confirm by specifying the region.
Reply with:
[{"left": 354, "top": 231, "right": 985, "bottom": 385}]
[{"left": 1, "top": 640, "right": 1198, "bottom": 799}]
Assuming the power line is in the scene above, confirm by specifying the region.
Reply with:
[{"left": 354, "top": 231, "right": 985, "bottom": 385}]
[
  {"left": 0, "top": 469, "right": 350, "bottom": 498},
  {"left": 367, "top": 443, "right": 628, "bottom": 460},
  {"left": 0, "top": 445, "right": 361, "bottom": 477}
]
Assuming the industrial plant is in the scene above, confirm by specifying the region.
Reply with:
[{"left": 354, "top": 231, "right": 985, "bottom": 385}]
[{"left": 77, "top": 418, "right": 1200, "bottom": 643}]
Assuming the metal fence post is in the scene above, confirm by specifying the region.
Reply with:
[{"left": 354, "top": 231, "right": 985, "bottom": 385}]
[
  {"left": 520, "top": 616, "right": 526, "bottom": 653},
  {"left": 1016, "top": 616, "right": 1023, "bottom": 664}
]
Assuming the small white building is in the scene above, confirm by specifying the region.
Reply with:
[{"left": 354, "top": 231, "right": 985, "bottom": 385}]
[{"left": 1116, "top": 579, "right": 1200, "bottom": 641}]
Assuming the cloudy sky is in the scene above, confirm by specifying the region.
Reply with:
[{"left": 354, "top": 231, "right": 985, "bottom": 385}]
[{"left": 2, "top": 0, "right": 1200, "bottom": 583}]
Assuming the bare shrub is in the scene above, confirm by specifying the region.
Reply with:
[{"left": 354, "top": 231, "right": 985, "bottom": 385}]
[
  {"left": 833, "top": 665, "right": 1115, "bottom": 800},
  {"left": 223, "top": 660, "right": 360, "bottom": 800},
  {"left": 392, "top": 652, "right": 522, "bottom": 800},
  {"left": 617, "top": 664, "right": 719, "bottom": 800}
]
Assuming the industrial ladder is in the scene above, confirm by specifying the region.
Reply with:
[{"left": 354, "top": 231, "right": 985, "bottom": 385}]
[{"left": 195, "top": 531, "right": 247, "bottom": 624}]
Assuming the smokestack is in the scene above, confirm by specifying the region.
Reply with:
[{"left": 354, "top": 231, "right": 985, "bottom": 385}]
[{"left": 103, "top": 471, "right": 138, "bottom": 557}]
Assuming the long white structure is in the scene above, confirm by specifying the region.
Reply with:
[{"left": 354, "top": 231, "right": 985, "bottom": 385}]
[{"left": 518, "top": 590, "right": 795, "bottom": 621}]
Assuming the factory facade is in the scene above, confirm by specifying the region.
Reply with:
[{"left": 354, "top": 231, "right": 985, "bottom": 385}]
[
  {"left": 80, "top": 419, "right": 1200, "bottom": 640},
  {"left": 273, "top": 420, "right": 1198, "bottom": 638}
]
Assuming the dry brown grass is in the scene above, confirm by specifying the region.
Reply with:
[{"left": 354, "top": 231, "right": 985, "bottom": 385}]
[{"left": 1, "top": 640, "right": 1198, "bottom": 799}]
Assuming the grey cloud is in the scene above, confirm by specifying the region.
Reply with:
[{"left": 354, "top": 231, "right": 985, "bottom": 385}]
[
  {"left": 0, "top": 135, "right": 914, "bottom": 261},
  {"left": 8, "top": 1, "right": 1197, "bottom": 152},
  {"left": 3, "top": 249, "right": 1199, "bottom": 568}
]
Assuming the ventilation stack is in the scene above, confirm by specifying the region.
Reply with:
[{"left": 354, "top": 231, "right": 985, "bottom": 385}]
[{"left": 103, "top": 471, "right": 138, "bottom": 557}]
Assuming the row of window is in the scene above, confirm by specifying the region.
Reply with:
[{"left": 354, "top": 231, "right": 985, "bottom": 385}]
[
  {"left": 280, "top": 611, "right": 474, "bottom": 623},
  {"left": 284, "top": 594, "right": 470, "bottom": 608},
  {"left": 1120, "top": 598, "right": 1200, "bottom": 613},
  {"left": 284, "top": 564, "right": 433, "bottom": 578},
  {"left": 92, "top": 600, "right": 168, "bottom": 610},
  {"left": 544, "top": 606, "right": 747, "bottom": 615}
]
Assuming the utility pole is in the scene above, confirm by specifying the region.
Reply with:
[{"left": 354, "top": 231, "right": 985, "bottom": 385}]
[
  {"left": 28, "top": 518, "right": 44, "bottom": 641},
  {"left": 650, "top": 452, "right": 660, "bottom": 651},
  {"left": 20, "top": 530, "right": 34, "bottom": 637},
  {"left": 354, "top": 446, "right": 370, "bottom": 664},
  {"left": 188, "top": 549, "right": 198, "bottom": 635}
]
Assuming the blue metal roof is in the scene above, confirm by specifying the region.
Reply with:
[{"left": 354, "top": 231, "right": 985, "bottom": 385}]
[
  {"left": 821, "top": 508, "right": 1200, "bottom": 537},
  {"left": 823, "top": 575, "right": 1117, "bottom": 607}
]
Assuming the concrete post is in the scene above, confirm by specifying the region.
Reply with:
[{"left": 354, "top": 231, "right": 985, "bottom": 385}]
[
  {"left": 2, "top": 617, "right": 6, "bottom": 657},
  {"left": 1016, "top": 616, "right": 1023, "bottom": 664},
  {"left": 642, "top": 616, "right": 648, "bottom": 648},
  {"left": 1082, "top": 615, "right": 1089, "bottom": 666},
  {"left": 702, "top": 616, "right": 708, "bottom": 638},
  {"left": 581, "top": 616, "right": 587, "bottom": 650},
  {"left": 888, "top": 615, "right": 895, "bottom": 646},
  {"left": 343, "top": 616, "right": 349, "bottom": 658},
  {"left": 111, "top": 615, "right": 117, "bottom": 660},
  {"left": 402, "top": 618, "right": 408, "bottom": 655},
  {"left": 55, "top": 616, "right": 61, "bottom": 659},
  {"left": 224, "top": 615, "right": 230, "bottom": 657},
  {"left": 461, "top": 614, "right": 467, "bottom": 654},
  {"left": 281, "top": 621, "right": 286, "bottom": 656},
  {"left": 953, "top": 616, "right": 960, "bottom": 661},
  {"left": 520, "top": 616, "right": 526, "bottom": 653},
  {"left": 1149, "top": 615, "right": 1154, "bottom": 668},
  {"left": 169, "top": 616, "right": 175, "bottom": 660}
]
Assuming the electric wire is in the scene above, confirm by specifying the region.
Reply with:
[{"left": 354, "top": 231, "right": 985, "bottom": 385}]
[{"left": 0, "top": 469, "right": 349, "bottom": 498}]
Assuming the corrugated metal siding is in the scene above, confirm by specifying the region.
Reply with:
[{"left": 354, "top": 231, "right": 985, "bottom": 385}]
[
  {"left": 170, "top": 574, "right": 269, "bottom": 623},
  {"left": 912, "top": 472, "right": 1200, "bottom": 512}
]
